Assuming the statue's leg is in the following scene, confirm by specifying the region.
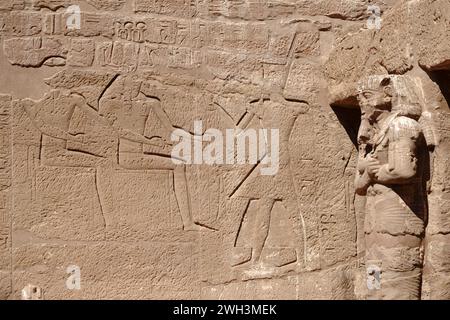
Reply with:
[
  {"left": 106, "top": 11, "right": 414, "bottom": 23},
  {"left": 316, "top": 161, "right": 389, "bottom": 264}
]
[{"left": 366, "top": 189, "right": 424, "bottom": 300}]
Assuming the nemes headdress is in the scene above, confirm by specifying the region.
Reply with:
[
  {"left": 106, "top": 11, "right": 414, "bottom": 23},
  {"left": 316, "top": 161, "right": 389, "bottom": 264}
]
[
  {"left": 358, "top": 74, "right": 439, "bottom": 147},
  {"left": 357, "top": 75, "right": 423, "bottom": 120}
]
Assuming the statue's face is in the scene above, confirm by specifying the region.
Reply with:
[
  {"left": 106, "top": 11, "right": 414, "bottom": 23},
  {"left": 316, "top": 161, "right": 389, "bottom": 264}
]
[
  {"left": 357, "top": 89, "right": 386, "bottom": 110},
  {"left": 358, "top": 88, "right": 391, "bottom": 121}
]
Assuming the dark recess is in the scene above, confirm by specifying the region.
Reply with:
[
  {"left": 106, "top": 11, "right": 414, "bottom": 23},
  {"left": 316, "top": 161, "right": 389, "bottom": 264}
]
[
  {"left": 330, "top": 105, "right": 362, "bottom": 149},
  {"left": 427, "top": 69, "right": 450, "bottom": 109}
]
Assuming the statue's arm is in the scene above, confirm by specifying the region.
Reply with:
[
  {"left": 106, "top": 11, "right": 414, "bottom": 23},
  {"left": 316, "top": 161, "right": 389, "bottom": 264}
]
[
  {"left": 355, "top": 147, "right": 372, "bottom": 195},
  {"left": 374, "top": 118, "right": 421, "bottom": 184},
  {"left": 374, "top": 137, "right": 418, "bottom": 184},
  {"left": 355, "top": 169, "right": 371, "bottom": 195}
]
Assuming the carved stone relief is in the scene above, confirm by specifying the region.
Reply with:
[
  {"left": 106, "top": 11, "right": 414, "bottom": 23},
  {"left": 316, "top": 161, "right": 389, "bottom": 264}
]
[{"left": 0, "top": 0, "right": 448, "bottom": 300}]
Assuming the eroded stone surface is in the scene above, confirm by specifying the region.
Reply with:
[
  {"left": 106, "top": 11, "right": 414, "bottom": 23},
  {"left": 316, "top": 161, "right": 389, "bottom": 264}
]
[{"left": 0, "top": 0, "right": 448, "bottom": 300}]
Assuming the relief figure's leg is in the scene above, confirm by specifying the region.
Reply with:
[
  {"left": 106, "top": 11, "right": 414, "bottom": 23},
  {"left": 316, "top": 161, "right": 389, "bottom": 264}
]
[{"left": 252, "top": 198, "right": 275, "bottom": 263}]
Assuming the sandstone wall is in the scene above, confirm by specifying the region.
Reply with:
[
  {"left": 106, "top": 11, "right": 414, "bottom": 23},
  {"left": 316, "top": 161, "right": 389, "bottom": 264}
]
[{"left": 0, "top": 0, "right": 448, "bottom": 299}]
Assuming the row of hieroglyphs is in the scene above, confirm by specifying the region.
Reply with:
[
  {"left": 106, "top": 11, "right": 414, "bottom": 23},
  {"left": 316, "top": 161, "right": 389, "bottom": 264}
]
[
  {"left": 133, "top": 0, "right": 297, "bottom": 19},
  {"left": 0, "top": 0, "right": 297, "bottom": 19},
  {"left": 0, "top": 96, "right": 11, "bottom": 255},
  {"left": 1, "top": 10, "right": 323, "bottom": 70},
  {"left": 0, "top": 0, "right": 371, "bottom": 20}
]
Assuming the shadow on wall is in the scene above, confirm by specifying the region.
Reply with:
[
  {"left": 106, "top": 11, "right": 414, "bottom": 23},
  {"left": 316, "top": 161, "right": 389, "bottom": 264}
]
[
  {"left": 330, "top": 104, "right": 362, "bottom": 149},
  {"left": 427, "top": 70, "right": 450, "bottom": 110}
]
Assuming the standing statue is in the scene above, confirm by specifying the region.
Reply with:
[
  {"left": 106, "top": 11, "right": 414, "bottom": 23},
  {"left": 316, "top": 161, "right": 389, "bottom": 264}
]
[{"left": 355, "top": 75, "right": 428, "bottom": 299}]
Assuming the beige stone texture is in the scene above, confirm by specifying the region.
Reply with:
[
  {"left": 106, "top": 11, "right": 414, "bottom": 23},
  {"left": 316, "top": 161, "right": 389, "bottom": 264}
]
[{"left": 0, "top": 0, "right": 448, "bottom": 300}]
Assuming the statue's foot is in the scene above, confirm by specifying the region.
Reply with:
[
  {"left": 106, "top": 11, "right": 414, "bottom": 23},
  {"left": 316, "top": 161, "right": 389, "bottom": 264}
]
[{"left": 184, "top": 223, "right": 212, "bottom": 232}]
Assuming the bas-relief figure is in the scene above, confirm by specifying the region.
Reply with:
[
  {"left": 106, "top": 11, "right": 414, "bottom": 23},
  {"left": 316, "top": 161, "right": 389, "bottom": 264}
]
[
  {"left": 231, "top": 96, "right": 307, "bottom": 274},
  {"left": 22, "top": 78, "right": 211, "bottom": 232},
  {"left": 355, "top": 75, "right": 429, "bottom": 299},
  {"left": 0, "top": 0, "right": 448, "bottom": 300}
]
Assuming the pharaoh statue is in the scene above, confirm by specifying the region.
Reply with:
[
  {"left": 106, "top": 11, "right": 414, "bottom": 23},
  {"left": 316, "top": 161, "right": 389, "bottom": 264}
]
[{"left": 355, "top": 75, "right": 429, "bottom": 299}]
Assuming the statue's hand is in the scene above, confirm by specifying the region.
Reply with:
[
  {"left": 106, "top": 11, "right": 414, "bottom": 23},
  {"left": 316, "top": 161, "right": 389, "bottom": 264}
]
[
  {"left": 357, "top": 156, "right": 370, "bottom": 173},
  {"left": 367, "top": 157, "right": 382, "bottom": 179},
  {"left": 357, "top": 150, "right": 374, "bottom": 173}
]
